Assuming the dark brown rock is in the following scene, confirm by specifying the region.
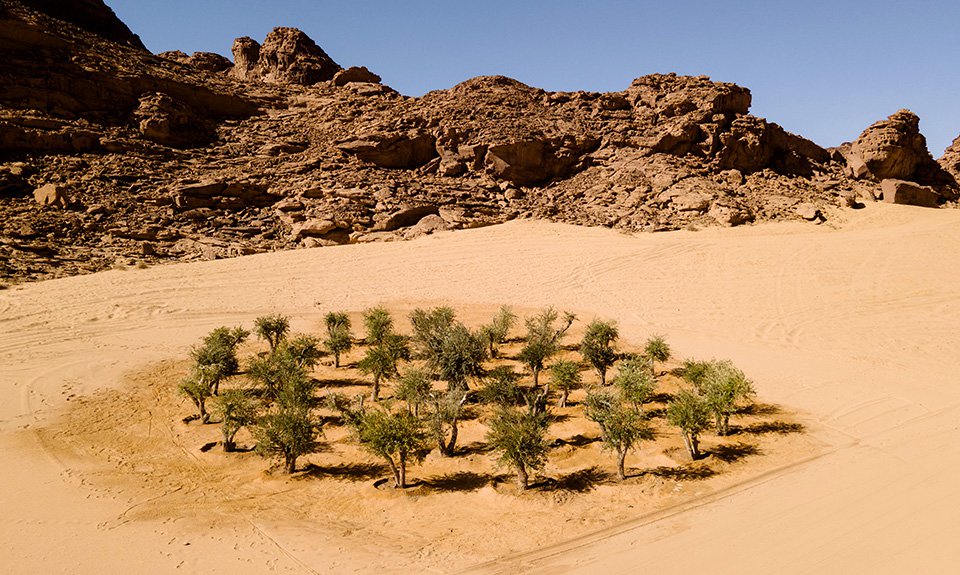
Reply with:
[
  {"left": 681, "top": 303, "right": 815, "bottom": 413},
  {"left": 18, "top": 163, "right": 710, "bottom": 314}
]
[
  {"left": 134, "top": 92, "right": 214, "bottom": 148},
  {"left": 332, "top": 66, "right": 381, "bottom": 86},
  {"left": 880, "top": 179, "right": 940, "bottom": 208},
  {"left": 849, "top": 110, "right": 933, "bottom": 181},
  {"left": 33, "top": 183, "right": 69, "bottom": 208},
  {"left": 231, "top": 37, "right": 261, "bottom": 81},
  {"left": 337, "top": 132, "right": 438, "bottom": 169},
  {"left": 256, "top": 27, "right": 341, "bottom": 85}
]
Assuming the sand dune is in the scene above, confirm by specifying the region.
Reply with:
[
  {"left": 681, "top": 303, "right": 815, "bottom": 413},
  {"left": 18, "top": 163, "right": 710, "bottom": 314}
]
[{"left": 3, "top": 204, "right": 960, "bottom": 573}]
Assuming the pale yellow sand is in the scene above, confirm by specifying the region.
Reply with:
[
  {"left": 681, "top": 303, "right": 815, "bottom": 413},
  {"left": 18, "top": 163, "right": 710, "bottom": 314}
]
[{"left": 3, "top": 203, "right": 960, "bottom": 574}]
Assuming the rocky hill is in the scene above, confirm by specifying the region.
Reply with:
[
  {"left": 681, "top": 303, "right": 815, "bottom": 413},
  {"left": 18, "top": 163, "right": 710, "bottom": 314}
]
[{"left": 1, "top": 0, "right": 957, "bottom": 284}]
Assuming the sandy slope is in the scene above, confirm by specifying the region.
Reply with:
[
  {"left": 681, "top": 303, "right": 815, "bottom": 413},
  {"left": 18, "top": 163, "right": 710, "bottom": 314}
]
[{"left": 3, "top": 204, "right": 960, "bottom": 573}]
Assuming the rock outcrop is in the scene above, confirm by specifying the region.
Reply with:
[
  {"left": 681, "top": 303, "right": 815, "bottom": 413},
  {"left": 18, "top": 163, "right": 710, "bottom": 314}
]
[
  {"left": 0, "top": 0, "right": 958, "bottom": 285},
  {"left": 231, "top": 27, "right": 342, "bottom": 85},
  {"left": 939, "top": 136, "right": 960, "bottom": 182}
]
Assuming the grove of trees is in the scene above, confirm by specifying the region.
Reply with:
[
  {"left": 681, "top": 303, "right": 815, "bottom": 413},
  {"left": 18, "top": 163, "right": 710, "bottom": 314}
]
[{"left": 176, "top": 306, "right": 764, "bottom": 491}]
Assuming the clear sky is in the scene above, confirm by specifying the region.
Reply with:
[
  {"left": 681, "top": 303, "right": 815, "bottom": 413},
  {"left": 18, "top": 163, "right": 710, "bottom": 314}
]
[{"left": 108, "top": 0, "right": 959, "bottom": 155}]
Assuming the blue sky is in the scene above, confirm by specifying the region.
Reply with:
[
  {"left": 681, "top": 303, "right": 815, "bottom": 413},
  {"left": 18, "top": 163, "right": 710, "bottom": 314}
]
[{"left": 109, "top": 0, "right": 960, "bottom": 155}]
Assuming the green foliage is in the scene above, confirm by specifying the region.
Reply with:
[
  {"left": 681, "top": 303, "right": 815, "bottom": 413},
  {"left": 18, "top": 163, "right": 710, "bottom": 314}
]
[
  {"left": 394, "top": 367, "right": 434, "bottom": 415},
  {"left": 324, "top": 312, "right": 353, "bottom": 367},
  {"left": 644, "top": 334, "right": 672, "bottom": 373},
  {"left": 283, "top": 334, "right": 324, "bottom": 370},
  {"left": 433, "top": 322, "right": 488, "bottom": 391},
  {"left": 179, "top": 365, "right": 216, "bottom": 423},
  {"left": 584, "top": 389, "right": 653, "bottom": 479},
  {"left": 666, "top": 388, "right": 711, "bottom": 460},
  {"left": 409, "top": 306, "right": 457, "bottom": 363},
  {"left": 253, "top": 405, "right": 321, "bottom": 473},
  {"left": 518, "top": 308, "right": 576, "bottom": 387},
  {"left": 424, "top": 389, "right": 470, "bottom": 456},
  {"left": 362, "top": 306, "right": 394, "bottom": 346},
  {"left": 700, "top": 360, "right": 755, "bottom": 435},
  {"left": 247, "top": 347, "right": 317, "bottom": 408},
  {"left": 358, "top": 334, "right": 411, "bottom": 401},
  {"left": 550, "top": 360, "right": 582, "bottom": 407},
  {"left": 486, "top": 406, "right": 552, "bottom": 490},
  {"left": 479, "top": 306, "right": 517, "bottom": 358},
  {"left": 254, "top": 314, "right": 290, "bottom": 351},
  {"left": 579, "top": 319, "right": 619, "bottom": 385},
  {"left": 613, "top": 356, "right": 656, "bottom": 412},
  {"left": 190, "top": 325, "right": 249, "bottom": 394},
  {"left": 211, "top": 388, "right": 259, "bottom": 451},
  {"left": 680, "top": 359, "right": 713, "bottom": 391},
  {"left": 479, "top": 366, "right": 524, "bottom": 407},
  {"left": 357, "top": 407, "right": 427, "bottom": 488}
]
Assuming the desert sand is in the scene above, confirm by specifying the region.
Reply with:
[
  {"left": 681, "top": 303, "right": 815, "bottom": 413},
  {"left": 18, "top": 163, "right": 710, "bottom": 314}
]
[{"left": 3, "top": 203, "right": 960, "bottom": 573}]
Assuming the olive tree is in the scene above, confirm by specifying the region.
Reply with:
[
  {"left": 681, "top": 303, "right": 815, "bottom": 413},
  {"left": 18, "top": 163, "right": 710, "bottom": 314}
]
[
  {"left": 254, "top": 314, "right": 290, "bottom": 352},
  {"left": 409, "top": 306, "right": 457, "bottom": 363},
  {"left": 253, "top": 406, "right": 320, "bottom": 473},
  {"left": 479, "top": 366, "right": 524, "bottom": 407},
  {"left": 584, "top": 389, "right": 654, "bottom": 480},
  {"left": 284, "top": 335, "right": 324, "bottom": 370},
  {"left": 550, "top": 360, "right": 582, "bottom": 408},
  {"left": 680, "top": 359, "right": 713, "bottom": 391},
  {"left": 191, "top": 325, "right": 249, "bottom": 395},
  {"left": 179, "top": 364, "right": 218, "bottom": 423},
  {"left": 644, "top": 334, "right": 672, "bottom": 376},
  {"left": 211, "top": 388, "right": 259, "bottom": 452},
  {"left": 486, "top": 406, "right": 551, "bottom": 490},
  {"left": 425, "top": 389, "right": 470, "bottom": 456},
  {"left": 358, "top": 334, "right": 411, "bottom": 401},
  {"left": 363, "top": 306, "right": 394, "bottom": 346},
  {"left": 613, "top": 356, "right": 656, "bottom": 413},
  {"left": 323, "top": 312, "right": 353, "bottom": 368},
  {"left": 394, "top": 367, "right": 433, "bottom": 416},
  {"left": 479, "top": 306, "right": 517, "bottom": 358},
  {"left": 357, "top": 407, "right": 427, "bottom": 488},
  {"left": 433, "top": 322, "right": 488, "bottom": 391},
  {"left": 666, "top": 389, "right": 711, "bottom": 460},
  {"left": 579, "top": 319, "right": 619, "bottom": 385},
  {"left": 518, "top": 308, "right": 576, "bottom": 388},
  {"left": 700, "top": 360, "right": 755, "bottom": 435}
]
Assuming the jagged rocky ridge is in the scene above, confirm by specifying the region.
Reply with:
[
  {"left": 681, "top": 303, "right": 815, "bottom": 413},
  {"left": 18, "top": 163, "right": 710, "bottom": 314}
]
[{"left": 0, "top": 0, "right": 957, "bottom": 284}]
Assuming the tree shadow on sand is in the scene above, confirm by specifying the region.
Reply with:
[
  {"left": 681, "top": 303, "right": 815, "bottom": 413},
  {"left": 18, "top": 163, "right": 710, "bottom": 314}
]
[
  {"left": 737, "top": 421, "right": 805, "bottom": 435},
  {"left": 535, "top": 466, "right": 614, "bottom": 493},
  {"left": 641, "top": 464, "right": 716, "bottom": 481},
  {"left": 300, "top": 462, "right": 388, "bottom": 482},
  {"left": 426, "top": 471, "right": 498, "bottom": 492},
  {"left": 708, "top": 442, "right": 761, "bottom": 463}
]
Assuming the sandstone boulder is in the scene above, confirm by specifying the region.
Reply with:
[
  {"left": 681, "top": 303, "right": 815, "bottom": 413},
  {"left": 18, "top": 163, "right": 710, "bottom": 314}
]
[
  {"left": 848, "top": 110, "right": 934, "bottom": 181},
  {"left": 290, "top": 219, "right": 338, "bottom": 241},
  {"left": 332, "top": 66, "right": 381, "bottom": 86},
  {"left": 256, "top": 27, "right": 341, "bottom": 85},
  {"left": 20, "top": 0, "right": 145, "bottom": 49},
  {"left": 134, "top": 92, "right": 214, "bottom": 148},
  {"left": 880, "top": 179, "right": 939, "bottom": 208},
  {"left": 171, "top": 180, "right": 278, "bottom": 210},
  {"left": 484, "top": 136, "right": 598, "bottom": 186},
  {"left": 337, "top": 132, "right": 438, "bottom": 169},
  {"left": 376, "top": 205, "right": 440, "bottom": 231},
  {"left": 231, "top": 37, "right": 261, "bottom": 81},
  {"left": 939, "top": 135, "right": 960, "bottom": 182},
  {"left": 33, "top": 183, "right": 69, "bottom": 208}
]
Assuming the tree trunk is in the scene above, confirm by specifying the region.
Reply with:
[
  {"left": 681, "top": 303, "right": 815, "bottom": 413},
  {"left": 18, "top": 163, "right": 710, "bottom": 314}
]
[
  {"left": 516, "top": 464, "right": 528, "bottom": 490},
  {"left": 385, "top": 455, "right": 400, "bottom": 488},
  {"left": 681, "top": 431, "right": 697, "bottom": 461},
  {"left": 721, "top": 414, "right": 730, "bottom": 436},
  {"left": 444, "top": 417, "right": 459, "bottom": 456},
  {"left": 223, "top": 439, "right": 235, "bottom": 452},
  {"left": 600, "top": 369, "right": 606, "bottom": 386},
  {"left": 371, "top": 375, "right": 381, "bottom": 402},
  {"left": 399, "top": 453, "right": 407, "bottom": 488},
  {"left": 559, "top": 389, "right": 568, "bottom": 408},
  {"left": 199, "top": 401, "right": 209, "bottom": 424},
  {"left": 690, "top": 433, "right": 700, "bottom": 460},
  {"left": 532, "top": 368, "right": 540, "bottom": 388},
  {"left": 285, "top": 454, "right": 297, "bottom": 474},
  {"left": 617, "top": 447, "right": 627, "bottom": 480},
  {"left": 334, "top": 352, "right": 340, "bottom": 368}
]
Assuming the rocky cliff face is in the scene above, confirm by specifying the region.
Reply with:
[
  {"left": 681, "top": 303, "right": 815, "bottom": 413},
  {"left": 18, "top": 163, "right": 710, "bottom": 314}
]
[{"left": 0, "top": 0, "right": 956, "bottom": 284}]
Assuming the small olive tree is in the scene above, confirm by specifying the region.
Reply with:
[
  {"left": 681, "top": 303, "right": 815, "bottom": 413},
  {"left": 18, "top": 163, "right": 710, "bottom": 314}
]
[
  {"left": 409, "top": 306, "right": 457, "bottom": 363},
  {"left": 613, "top": 356, "right": 656, "bottom": 413},
  {"left": 358, "top": 334, "right": 411, "bottom": 401},
  {"left": 584, "top": 389, "right": 654, "bottom": 480},
  {"left": 284, "top": 335, "right": 324, "bottom": 370},
  {"left": 357, "top": 407, "right": 427, "bottom": 488},
  {"left": 179, "top": 364, "right": 217, "bottom": 423},
  {"left": 666, "top": 389, "right": 711, "bottom": 460},
  {"left": 487, "top": 406, "right": 551, "bottom": 490},
  {"left": 644, "top": 334, "right": 672, "bottom": 376},
  {"left": 394, "top": 367, "right": 433, "bottom": 416},
  {"left": 253, "top": 406, "right": 320, "bottom": 473},
  {"left": 479, "top": 305, "right": 517, "bottom": 358},
  {"left": 433, "top": 322, "right": 488, "bottom": 391},
  {"left": 680, "top": 359, "right": 713, "bottom": 391},
  {"left": 211, "top": 388, "right": 259, "bottom": 452},
  {"left": 701, "top": 360, "right": 755, "bottom": 435},
  {"left": 550, "top": 360, "right": 582, "bottom": 408},
  {"left": 479, "top": 366, "right": 524, "bottom": 407},
  {"left": 323, "top": 312, "right": 353, "bottom": 368},
  {"left": 254, "top": 314, "right": 290, "bottom": 352},
  {"left": 518, "top": 308, "right": 576, "bottom": 388},
  {"left": 191, "top": 325, "right": 249, "bottom": 395},
  {"left": 580, "top": 319, "right": 619, "bottom": 385},
  {"left": 363, "top": 306, "right": 394, "bottom": 346},
  {"left": 425, "top": 389, "right": 470, "bottom": 456}
]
